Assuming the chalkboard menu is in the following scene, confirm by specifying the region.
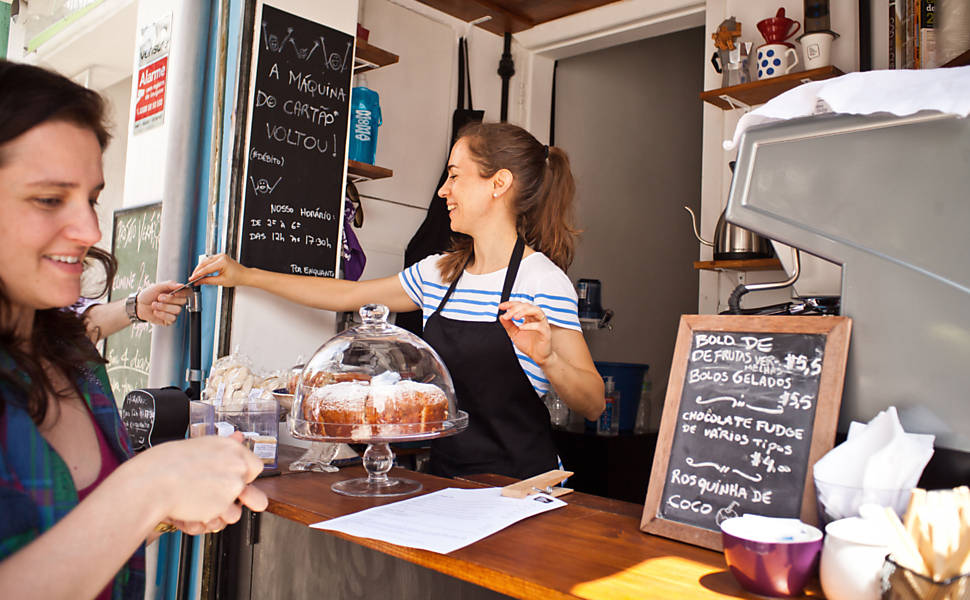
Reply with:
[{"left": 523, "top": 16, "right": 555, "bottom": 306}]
[
  {"left": 104, "top": 203, "right": 162, "bottom": 406},
  {"left": 237, "top": 3, "right": 353, "bottom": 277},
  {"left": 641, "top": 315, "right": 850, "bottom": 550}
]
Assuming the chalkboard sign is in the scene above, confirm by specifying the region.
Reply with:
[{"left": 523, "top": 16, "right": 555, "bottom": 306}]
[
  {"left": 103, "top": 203, "right": 162, "bottom": 406},
  {"left": 121, "top": 389, "right": 155, "bottom": 451},
  {"left": 237, "top": 3, "right": 353, "bottom": 277},
  {"left": 641, "top": 315, "right": 851, "bottom": 550},
  {"left": 121, "top": 387, "right": 190, "bottom": 451}
]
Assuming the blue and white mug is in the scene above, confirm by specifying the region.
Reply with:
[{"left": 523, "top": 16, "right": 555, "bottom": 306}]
[{"left": 755, "top": 43, "right": 799, "bottom": 80}]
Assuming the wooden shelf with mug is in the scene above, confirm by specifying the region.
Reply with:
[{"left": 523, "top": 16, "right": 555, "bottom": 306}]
[{"left": 700, "top": 65, "right": 844, "bottom": 111}]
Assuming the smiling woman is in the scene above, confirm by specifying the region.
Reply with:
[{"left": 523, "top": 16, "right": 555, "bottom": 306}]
[{"left": 0, "top": 60, "right": 268, "bottom": 600}]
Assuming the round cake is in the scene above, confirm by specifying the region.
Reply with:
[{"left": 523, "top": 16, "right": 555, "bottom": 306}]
[{"left": 303, "top": 378, "right": 449, "bottom": 439}]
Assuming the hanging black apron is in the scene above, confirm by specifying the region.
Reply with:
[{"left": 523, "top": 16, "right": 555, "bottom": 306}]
[{"left": 425, "top": 238, "right": 559, "bottom": 479}]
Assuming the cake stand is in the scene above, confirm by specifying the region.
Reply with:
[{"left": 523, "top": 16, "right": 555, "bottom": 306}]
[{"left": 289, "top": 410, "right": 468, "bottom": 497}]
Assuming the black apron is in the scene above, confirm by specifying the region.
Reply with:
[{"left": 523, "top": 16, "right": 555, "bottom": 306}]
[{"left": 425, "top": 238, "right": 558, "bottom": 479}]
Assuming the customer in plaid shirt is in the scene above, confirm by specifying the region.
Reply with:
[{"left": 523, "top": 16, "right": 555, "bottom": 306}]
[{"left": 0, "top": 60, "right": 268, "bottom": 600}]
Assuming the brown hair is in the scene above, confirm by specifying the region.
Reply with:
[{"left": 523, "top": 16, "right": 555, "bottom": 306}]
[
  {"left": 0, "top": 60, "right": 116, "bottom": 424},
  {"left": 438, "top": 122, "right": 579, "bottom": 282}
]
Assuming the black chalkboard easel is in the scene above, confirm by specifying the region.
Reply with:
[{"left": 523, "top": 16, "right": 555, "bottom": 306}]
[
  {"left": 237, "top": 3, "right": 354, "bottom": 277},
  {"left": 641, "top": 315, "right": 851, "bottom": 550}
]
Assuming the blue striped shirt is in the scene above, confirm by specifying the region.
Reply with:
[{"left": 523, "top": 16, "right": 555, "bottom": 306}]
[{"left": 399, "top": 252, "right": 580, "bottom": 396}]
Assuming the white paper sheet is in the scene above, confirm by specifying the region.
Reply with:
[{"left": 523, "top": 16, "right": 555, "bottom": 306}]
[{"left": 310, "top": 487, "right": 566, "bottom": 554}]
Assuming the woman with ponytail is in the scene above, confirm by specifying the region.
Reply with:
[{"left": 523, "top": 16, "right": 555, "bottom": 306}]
[{"left": 192, "top": 122, "right": 604, "bottom": 479}]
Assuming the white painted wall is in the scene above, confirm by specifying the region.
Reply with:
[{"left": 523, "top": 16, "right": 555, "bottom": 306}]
[{"left": 97, "top": 76, "right": 133, "bottom": 255}]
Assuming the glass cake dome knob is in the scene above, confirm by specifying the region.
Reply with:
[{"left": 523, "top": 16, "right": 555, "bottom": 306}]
[{"left": 359, "top": 303, "right": 389, "bottom": 328}]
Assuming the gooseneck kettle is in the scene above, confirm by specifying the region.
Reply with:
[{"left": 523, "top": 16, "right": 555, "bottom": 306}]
[
  {"left": 684, "top": 160, "right": 774, "bottom": 261},
  {"left": 684, "top": 205, "right": 774, "bottom": 261}
]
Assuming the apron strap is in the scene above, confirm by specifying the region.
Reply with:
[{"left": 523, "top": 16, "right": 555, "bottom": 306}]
[
  {"left": 434, "top": 236, "right": 526, "bottom": 318},
  {"left": 497, "top": 236, "right": 525, "bottom": 318}
]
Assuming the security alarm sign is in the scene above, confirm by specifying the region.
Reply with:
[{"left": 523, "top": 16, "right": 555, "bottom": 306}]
[
  {"left": 133, "top": 12, "right": 172, "bottom": 134},
  {"left": 133, "top": 56, "right": 167, "bottom": 133}
]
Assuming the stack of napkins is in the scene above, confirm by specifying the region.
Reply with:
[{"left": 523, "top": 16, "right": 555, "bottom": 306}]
[
  {"left": 724, "top": 66, "right": 970, "bottom": 150},
  {"left": 814, "top": 407, "right": 935, "bottom": 519}
]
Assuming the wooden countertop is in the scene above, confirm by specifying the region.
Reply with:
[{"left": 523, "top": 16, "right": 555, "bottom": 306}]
[{"left": 254, "top": 449, "right": 822, "bottom": 600}]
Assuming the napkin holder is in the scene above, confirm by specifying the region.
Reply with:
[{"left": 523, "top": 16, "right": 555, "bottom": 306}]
[{"left": 501, "top": 469, "right": 574, "bottom": 499}]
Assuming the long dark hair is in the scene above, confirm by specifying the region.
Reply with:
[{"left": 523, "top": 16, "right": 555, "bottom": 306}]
[
  {"left": 0, "top": 60, "right": 117, "bottom": 424},
  {"left": 438, "top": 122, "right": 579, "bottom": 282}
]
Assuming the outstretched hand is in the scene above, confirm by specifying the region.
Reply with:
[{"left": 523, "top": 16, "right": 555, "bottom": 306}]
[
  {"left": 137, "top": 281, "right": 190, "bottom": 326},
  {"left": 188, "top": 253, "right": 247, "bottom": 288},
  {"left": 497, "top": 301, "right": 553, "bottom": 366}
]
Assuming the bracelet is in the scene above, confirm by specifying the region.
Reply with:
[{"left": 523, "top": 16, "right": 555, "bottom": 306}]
[{"left": 154, "top": 522, "right": 178, "bottom": 534}]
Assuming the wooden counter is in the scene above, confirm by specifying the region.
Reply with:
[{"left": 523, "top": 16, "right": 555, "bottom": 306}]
[{"left": 243, "top": 449, "right": 822, "bottom": 600}]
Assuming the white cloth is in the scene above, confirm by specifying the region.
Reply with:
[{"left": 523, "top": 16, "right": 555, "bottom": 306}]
[
  {"left": 725, "top": 66, "right": 970, "bottom": 150},
  {"left": 399, "top": 252, "right": 580, "bottom": 396}
]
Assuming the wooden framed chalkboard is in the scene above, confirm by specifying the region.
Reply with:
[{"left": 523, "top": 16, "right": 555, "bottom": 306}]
[
  {"left": 641, "top": 315, "right": 851, "bottom": 550},
  {"left": 103, "top": 202, "right": 162, "bottom": 405},
  {"left": 237, "top": 2, "right": 354, "bottom": 278}
]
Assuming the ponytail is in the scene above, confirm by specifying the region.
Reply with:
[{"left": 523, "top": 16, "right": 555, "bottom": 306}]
[
  {"left": 522, "top": 146, "right": 577, "bottom": 272},
  {"left": 437, "top": 122, "right": 579, "bottom": 282}
]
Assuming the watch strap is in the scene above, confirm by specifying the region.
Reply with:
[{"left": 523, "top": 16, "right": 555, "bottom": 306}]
[{"left": 126, "top": 290, "right": 146, "bottom": 323}]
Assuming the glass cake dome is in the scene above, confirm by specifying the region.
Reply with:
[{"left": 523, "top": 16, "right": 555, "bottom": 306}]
[{"left": 289, "top": 303, "right": 463, "bottom": 444}]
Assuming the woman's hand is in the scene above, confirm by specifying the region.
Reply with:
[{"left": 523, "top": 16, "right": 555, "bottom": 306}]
[
  {"left": 188, "top": 253, "right": 248, "bottom": 288},
  {"left": 133, "top": 433, "right": 268, "bottom": 526},
  {"left": 137, "top": 281, "right": 190, "bottom": 326},
  {"left": 498, "top": 301, "right": 553, "bottom": 365}
]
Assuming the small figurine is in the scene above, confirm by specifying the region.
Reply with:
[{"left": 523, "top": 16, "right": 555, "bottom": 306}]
[{"left": 712, "top": 17, "right": 742, "bottom": 51}]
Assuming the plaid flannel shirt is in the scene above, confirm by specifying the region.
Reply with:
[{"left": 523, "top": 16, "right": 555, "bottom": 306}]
[{"left": 0, "top": 349, "right": 145, "bottom": 599}]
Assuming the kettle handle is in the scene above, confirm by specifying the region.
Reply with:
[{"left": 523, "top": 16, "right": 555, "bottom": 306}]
[
  {"left": 711, "top": 51, "right": 722, "bottom": 73},
  {"left": 684, "top": 206, "right": 714, "bottom": 247}
]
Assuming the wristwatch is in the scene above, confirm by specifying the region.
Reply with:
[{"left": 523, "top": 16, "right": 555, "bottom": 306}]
[{"left": 125, "top": 290, "right": 146, "bottom": 324}]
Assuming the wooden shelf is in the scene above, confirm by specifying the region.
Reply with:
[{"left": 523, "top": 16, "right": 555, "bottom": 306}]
[
  {"left": 347, "top": 159, "right": 393, "bottom": 183},
  {"left": 700, "top": 66, "right": 844, "bottom": 110},
  {"left": 694, "top": 258, "right": 783, "bottom": 271},
  {"left": 354, "top": 39, "right": 399, "bottom": 74}
]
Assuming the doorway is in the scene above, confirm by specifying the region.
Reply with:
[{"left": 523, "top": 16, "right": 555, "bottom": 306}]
[{"left": 554, "top": 26, "right": 705, "bottom": 432}]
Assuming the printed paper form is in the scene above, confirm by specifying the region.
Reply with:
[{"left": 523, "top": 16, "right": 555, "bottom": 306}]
[{"left": 310, "top": 487, "right": 566, "bottom": 554}]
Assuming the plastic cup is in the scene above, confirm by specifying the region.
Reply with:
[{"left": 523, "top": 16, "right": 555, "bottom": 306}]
[
  {"left": 215, "top": 399, "right": 280, "bottom": 469},
  {"left": 814, "top": 478, "right": 911, "bottom": 527}
]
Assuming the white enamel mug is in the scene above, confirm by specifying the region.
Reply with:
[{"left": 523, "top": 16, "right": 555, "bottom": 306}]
[
  {"left": 820, "top": 517, "right": 891, "bottom": 600},
  {"left": 800, "top": 31, "right": 835, "bottom": 69},
  {"left": 755, "top": 43, "right": 799, "bottom": 79}
]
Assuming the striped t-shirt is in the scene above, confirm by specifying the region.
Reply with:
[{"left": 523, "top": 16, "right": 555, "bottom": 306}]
[{"left": 398, "top": 252, "right": 581, "bottom": 396}]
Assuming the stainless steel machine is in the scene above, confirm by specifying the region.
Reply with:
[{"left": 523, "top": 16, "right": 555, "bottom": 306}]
[{"left": 725, "top": 110, "right": 970, "bottom": 461}]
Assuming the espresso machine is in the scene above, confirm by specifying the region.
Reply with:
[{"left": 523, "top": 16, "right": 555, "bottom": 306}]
[{"left": 724, "top": 110, "right": 970, "bottom": 484}]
